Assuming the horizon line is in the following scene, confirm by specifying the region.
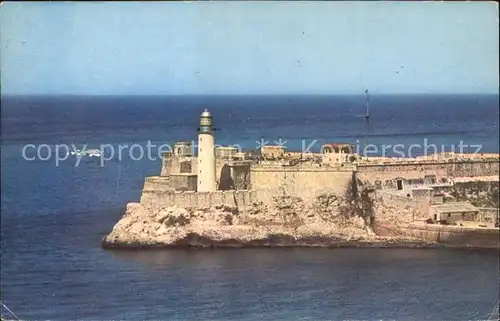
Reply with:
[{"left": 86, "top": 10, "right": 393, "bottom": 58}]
[{"left": 2, "top": 92, "right": 499, "bottom": 98}]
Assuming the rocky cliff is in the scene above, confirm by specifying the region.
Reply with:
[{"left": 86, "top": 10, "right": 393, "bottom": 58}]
[
  {"left": 102, "top": 193, "right": 432, "bottom": 248},
  {"left": 103, "top": 177, "right": 500, "bottom": 249}
]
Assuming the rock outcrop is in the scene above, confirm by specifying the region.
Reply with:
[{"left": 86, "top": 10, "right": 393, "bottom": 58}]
[{"left": 102, "top": 193, "right": 436, "bottom": 249}]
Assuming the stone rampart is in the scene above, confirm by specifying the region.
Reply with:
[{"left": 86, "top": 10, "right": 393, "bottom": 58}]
[
  {"left": 143, "top": 175, "right": 197, "bottom": 192},
  {"left": 373, "top": 191, "right": 431, "bottom": 223},
  {"left": 146, "top": 158, "right": 499, "bottom": 222},
  {"left": 372, "top": 221, "right": 499, "bottom": 249},
  {"left": 397, "top": 223, "right": 499, "bottom": 249},
  {"left": 160, "top": 154, "right": 197, "bottom": 177},
  {"left": 357, "top": 164, "right": 448, "bottom": 187},
  {"left": 250, "top": 166, "right": 354, "bottom": 201},
  {"left": 141, "top": 176, "right": 256, "bottom": 211},
  {"left": 142, "top": 176, "right": 173, "bottom": 192},
  {"left": 140, "top": 189, "right": 257, "bottom": 213},
  {"left": 357, "top": 159, "right": 499, "bottom": 183},
  {"left": 447, "top": 160, "right": 499, "bottom": 177}
]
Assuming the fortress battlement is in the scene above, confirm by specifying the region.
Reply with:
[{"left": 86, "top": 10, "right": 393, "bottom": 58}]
[
  {"left": 251, "top": 164, "right": 356, "bottom": 172},
  {"left": 104, "top": 110, "right": 499, "bottom": 250},
  {"left": 138, "top": 109, "right": 499, "bottom": 226}
]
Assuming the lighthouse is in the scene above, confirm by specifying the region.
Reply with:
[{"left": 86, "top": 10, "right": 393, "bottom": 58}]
[{"left": 197, "top": 109, "right": 217, "bottom": 192}]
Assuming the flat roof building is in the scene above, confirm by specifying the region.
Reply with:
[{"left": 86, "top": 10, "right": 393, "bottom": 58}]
[{"left": 431, "top": 202, "right": 479, "bottom": 223}]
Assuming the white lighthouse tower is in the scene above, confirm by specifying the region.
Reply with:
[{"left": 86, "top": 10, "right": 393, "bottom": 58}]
[{"left": 197, "top": 109, "right": 217, "bottom": 192}]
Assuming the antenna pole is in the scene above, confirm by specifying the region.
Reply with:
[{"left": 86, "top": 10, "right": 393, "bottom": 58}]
[
  {"left": 364, "top": 89, "right": 371, "bottom": 155},
  {"left": 365, "top": 89, "right": 370, "bottom": 123}
]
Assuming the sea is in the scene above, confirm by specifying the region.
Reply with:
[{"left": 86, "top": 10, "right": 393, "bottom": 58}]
[{"left": 1, "top": 94, "right": 499, "bottom": 320}]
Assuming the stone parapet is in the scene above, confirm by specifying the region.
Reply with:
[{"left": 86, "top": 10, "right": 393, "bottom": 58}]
[
  {"left": 140, "top": 189, "right": 258, "bottom": 213},
  {"left": 357, "top": 159, "right": 499, "bottom": 178}
]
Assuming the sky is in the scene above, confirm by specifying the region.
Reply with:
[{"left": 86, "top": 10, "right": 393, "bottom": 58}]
[{"left": 1, "top": 1, "right": 498, "bottom": 95}]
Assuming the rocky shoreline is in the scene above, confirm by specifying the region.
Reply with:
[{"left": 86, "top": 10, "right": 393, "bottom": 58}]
[
  {"left": 101, "top": 194, "right": 498, "bottom": 251},
  {"left": 101, "top": 233, "right": 497, "bottom": 251},
  {"left": 102, "top": 231, "right": 495, "bottom": 250},
  {"left": 101, "top": 235, "right": 444, "bottom": 250}
]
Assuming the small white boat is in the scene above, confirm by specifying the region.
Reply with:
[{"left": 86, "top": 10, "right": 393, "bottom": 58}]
[
  {"left": 87, "top": 149, "right": 103, "bottom": 157},
  {"left": 69, "top": 149, "right": 102, "bottom": 157}
]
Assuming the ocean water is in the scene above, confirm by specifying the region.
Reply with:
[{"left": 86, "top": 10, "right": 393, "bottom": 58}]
[{"left": 1, "top": 94, "right": 499, "bottom": 320}]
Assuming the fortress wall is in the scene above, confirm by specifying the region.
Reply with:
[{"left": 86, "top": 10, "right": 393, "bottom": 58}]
[
  {"left": 374, "top": 191, "right": 431, "bottom": 223},
  {"left": 160, "top": 154, "right": 198, "bottom": 177},
  {"left": 448, "top": 160, "right": 499, "bottom": 177},
  {"left": 140, "top": 188, "right": 255, "bottom": 213},
  {"left": 233, "top": 165, "right": 251, "bottom": 190},
  {"left": 170, "top": 175, "right": 197, "bottom": 191},
  {"left": 143, "top": 175, "right": 198, "bottom": 192},
  {"left": 191, "top": 158, "right": 198, "bottom": 175},
  {"left": 412, "top": 189, "right": 433, "bottom": 218},
  {"left": 250, "top": 167, "right": 354, "bottom": 200},
  {"left": 357, "top": 160, "right": 499, "bottom": 183},
  {"left": 142, "top": 176, "right": 173, "bottom": 192},
  {"left": 160, "top": 155, "right": 171, "bottom": 176},
  {"left": 389, "top": 223, "right": 499, "bottom": 249},
  {"left": 357, "top": 165, "right": 448, "bottom": 187},
  {"left": 216, "top": 160, "right": 252, "bottom": 191},
  {"left": 235, "top": 191, "right": 247, "bottom": 207},
  {"left": 143, "top": 167, "right": 355, "bottom": 212},
  {"left": 372, "top": 222, "right": 499, "bottom": 248}
]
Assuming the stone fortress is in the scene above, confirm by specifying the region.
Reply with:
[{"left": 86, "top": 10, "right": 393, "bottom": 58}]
[
  {"left": 104, "top": 109, "right": 500, "bottom": 249},
  {"left": 141, "top": 109, "right": 499, "bottom": 226}
]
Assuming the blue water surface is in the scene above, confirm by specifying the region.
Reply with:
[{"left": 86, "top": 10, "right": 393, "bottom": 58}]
[{"left": 1, "top": 94, "right": 499, "bottom": 320}]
